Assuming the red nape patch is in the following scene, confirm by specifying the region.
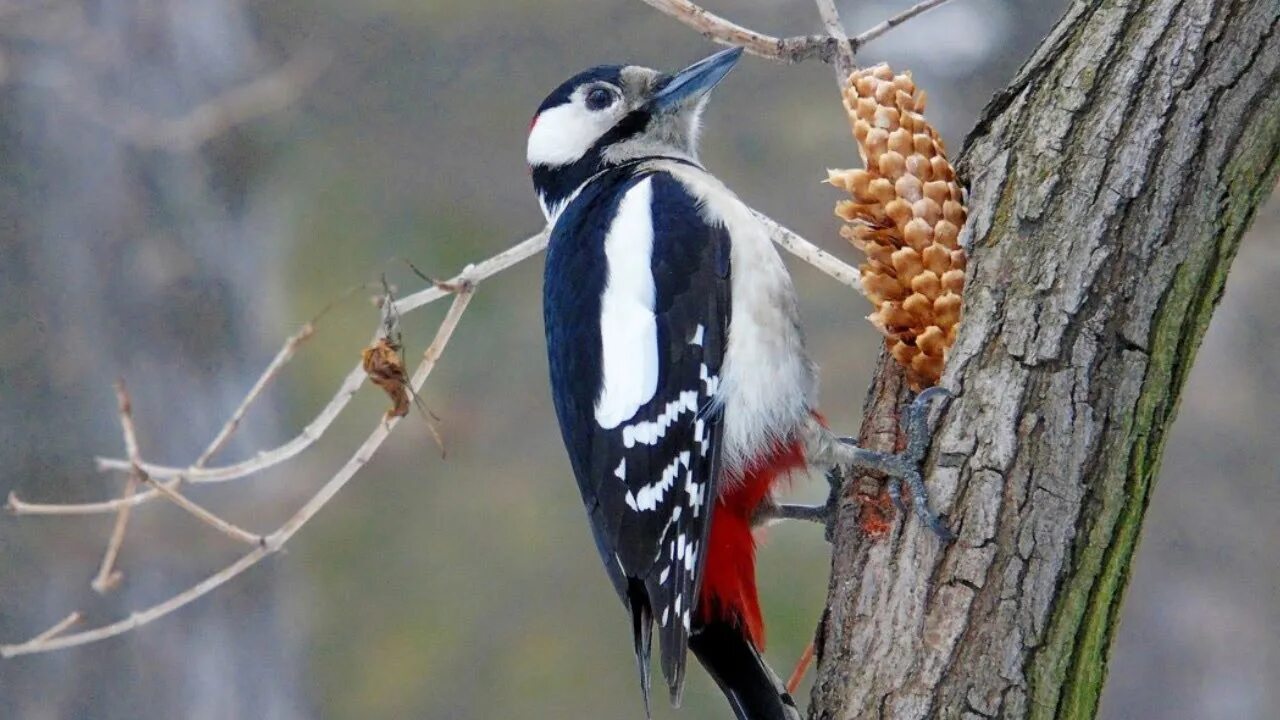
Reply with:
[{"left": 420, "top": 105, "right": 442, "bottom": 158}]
[
  {"left": 697, "top": 440, "right": 807, "bottom": 650},
  {"left": 528, "top": 114, "right": 539, "bottom": 132}
]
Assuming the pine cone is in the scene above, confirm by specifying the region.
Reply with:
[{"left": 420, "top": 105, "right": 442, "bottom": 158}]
[{"left": 827, "top": 64, "right": 967, "bottom": 390}]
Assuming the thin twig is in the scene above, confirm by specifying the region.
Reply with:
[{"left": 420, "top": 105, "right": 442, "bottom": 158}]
[
  {"left": 26, "top": 214, "right": 855, "bottom": 520},
  {"left": 2, "top": 546, "right": 270, "bottom": 658},
  {"left": 0, "top": 291, "right": 475, "bottom": 658},
  {"left": 30, "top": 612, "right": 82, "bottom": 644},
  {"left": 390, "top": 230, "right": 549, "bottom": 316},
  {"left": 854, "top": 0, "right": 956, "bottom": 49},
  {"left": 51, "top": 231, "right": 545, "bottom": 509},
  {"left": 639, "top": 0, "right": 812, "bottom": 61},
  {"left": 813, "top": 0, "right": 856, "bottom": 81},
  {"left": 270, "top": 290, "right": 474, "bottom": 546},
  {"left": 194, "top": 323, "right": 316, "bottom": 468},
  {"left": 90, "top": 381, "right": 144, "bottom": 594},
  {"left": 0, "top": 0, "right": 966, "bottom": 653},
  {"left": 759, "top": 212, "right": 863, "bottom": 292},
  {"left": 6, "top": 287, "right": 373, "bottom": 517},
  {"left": 193, "top": 281, "right": 383, "bottom": 471},
  {"left": 787, "top": 639, "right": 817, "bottom": 694},
  {"left": 140, "top": 474, "right": 263, "bottom": 546},
  {"left": 641, "top": 0, "right": 958, "bottom": 63}
]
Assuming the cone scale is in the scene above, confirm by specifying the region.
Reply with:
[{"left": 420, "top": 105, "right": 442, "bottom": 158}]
[{"left": 828, "top": 64, "right": 968, "bottom": 390}]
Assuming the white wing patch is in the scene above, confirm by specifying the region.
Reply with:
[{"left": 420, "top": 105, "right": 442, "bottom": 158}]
[{"left": 594, "top": 178, "right": 659, "bottom": 429}]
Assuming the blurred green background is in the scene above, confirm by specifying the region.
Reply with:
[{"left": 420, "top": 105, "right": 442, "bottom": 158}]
[{"left": 1, "top": 1, "right": 1276, "bottom": 718}]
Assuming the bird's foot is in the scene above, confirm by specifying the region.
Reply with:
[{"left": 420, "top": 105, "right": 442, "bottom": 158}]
[
  {"left": 804, "top": 386, "right": 955, "bottom": 541},
  {"left": 753, "top": 501, "right": 829, "bottom": 527}
]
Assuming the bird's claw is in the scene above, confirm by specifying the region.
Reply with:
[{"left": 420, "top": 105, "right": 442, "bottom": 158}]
[{"left": 828, "top": 386, "right": 955, "bottom": 541}]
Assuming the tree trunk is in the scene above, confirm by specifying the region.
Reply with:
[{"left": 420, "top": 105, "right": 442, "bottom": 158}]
[{"left": 810, "top": 1, "right": 1280, "bottom": 718}]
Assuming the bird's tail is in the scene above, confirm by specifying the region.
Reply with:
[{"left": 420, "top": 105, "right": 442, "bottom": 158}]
[{"left": 689, "top": 619, "right": 802, "bottom": 720}]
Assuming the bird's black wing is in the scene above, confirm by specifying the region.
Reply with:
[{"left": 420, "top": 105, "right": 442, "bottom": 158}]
[{"left": 543, "top": 167, "right": 730, "bottom": 706}]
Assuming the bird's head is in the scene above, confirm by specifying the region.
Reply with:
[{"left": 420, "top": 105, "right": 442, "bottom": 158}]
[{"left": 527, "top": 47, "right": 744, "bottom": 220}]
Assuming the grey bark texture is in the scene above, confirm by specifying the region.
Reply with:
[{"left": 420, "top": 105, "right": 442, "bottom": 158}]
[{"left": 809, "top": 1, "right": 1280, "bottom": 719}]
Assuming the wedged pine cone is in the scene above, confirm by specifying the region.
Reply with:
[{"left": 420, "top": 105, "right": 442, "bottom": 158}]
[{"left": 827, "top": 64, "right": 968, "bottom": 390}]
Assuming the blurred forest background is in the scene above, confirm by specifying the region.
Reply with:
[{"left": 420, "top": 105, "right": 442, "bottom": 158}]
[{"left": 0, "top": 0, "right": 1276, "bottom": 718}]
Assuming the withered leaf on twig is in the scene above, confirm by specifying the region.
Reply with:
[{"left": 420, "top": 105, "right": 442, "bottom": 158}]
[
  {"left": 361, "top": 273, "right": 448, "bottom": 457},
  {"left": 362, "top": 337, "right": 412, "bottom": 420}
]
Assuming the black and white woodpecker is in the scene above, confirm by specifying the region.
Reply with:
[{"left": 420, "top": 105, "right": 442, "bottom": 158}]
[{"left": 530, "top": 47, "right": 951, "bottom": 720}]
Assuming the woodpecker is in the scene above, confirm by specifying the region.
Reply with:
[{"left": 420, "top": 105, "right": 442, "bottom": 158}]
[{"left": 531, "top": 47, "right": 950, "bottom": 720}]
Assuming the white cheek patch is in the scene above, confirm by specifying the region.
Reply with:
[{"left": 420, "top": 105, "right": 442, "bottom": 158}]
[
  {"left": 527, "top": 101, "right": 614, "bottom": 167},
  {"left": 594, "top": 178, "right": 658, "bottom": 429}
]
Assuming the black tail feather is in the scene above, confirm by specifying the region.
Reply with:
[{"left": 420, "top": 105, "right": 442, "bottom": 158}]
[
  {"left": 689, "top": 620, "right": 802, "bottom": 720},
  {"left": 627, "top": 580, "right": 655, "bottom": 719}
]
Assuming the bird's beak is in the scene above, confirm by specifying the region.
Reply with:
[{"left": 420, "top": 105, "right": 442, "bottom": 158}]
[{"left": 650, "top": 46, "right": 744, "bottom": 112}]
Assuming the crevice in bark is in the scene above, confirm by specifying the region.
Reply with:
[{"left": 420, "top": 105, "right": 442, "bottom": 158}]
[{"left": 809, "top": 1, "right": 1280, "bottom": 718}]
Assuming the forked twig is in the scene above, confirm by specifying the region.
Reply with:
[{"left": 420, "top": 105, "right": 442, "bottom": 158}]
[
  {"left": 89, "top": 382, "right": 144, "bottom": 594},
  {"left": 5, "top": 230, "right": 549, "bottom": 521},
  {"left": 0, "top": 291, "right": 475, "bottom": 658},
  {"left": 641, "top": 0, "right": 957, "bottom": 64},
  {"left": 4, "top": 0, "right": 957, "bottom": 657},
  {"left": 813, "top": 0, "right": 857, "bottom": 80},
  {"left": 7, "top": 284, "right": 375, "bottom": 516},
  {"left": 194, "top": 323, "right": 316, "bottom": 469},
  {"left": 90, "top": 230, "right": 550, "bottom": 488},
  {"left": 140, "top": 474, "right": 263, "bottom": 546}
]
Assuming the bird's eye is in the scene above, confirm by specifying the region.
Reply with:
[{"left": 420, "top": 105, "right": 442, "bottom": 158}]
[{"left": 585, "top": 87, "right": 615, "bottom": 111}]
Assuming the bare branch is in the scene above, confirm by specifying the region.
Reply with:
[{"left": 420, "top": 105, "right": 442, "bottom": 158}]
[
  {"left": 0, "top": 291, "right": 475, "bottom": 658},
  {"left": 269, "top": 290, "right": 475, "bottom": 545},
  {"left": 638, "top": 0, "right": 814, "bottom": 61},
  {"left": 854, "top": 0, "right": 956, "bottom": 49},
  {"left": 87, "top": 230, "right": 547, "bottom": 488},
  {"left": 2, "top": 39, "right": 880, "bottom": 644},
  {"left": 10, "top": 233, "right": 545, "bottom": 519},
  {"left": 2, "top": 546, "right": 271, "bottom": 657},
  {"left": 29, "top": 612, "right": 83, "bottom": 644},
  {"left": 41, "top": 214, "right": 851, "bottom": 518},
  {"left": 9, "top": 481, "right": 170, "bottom": 516},
  {"left": 194, "top": 323, "right": 315, "bottom": 468},
  {"left": 813, "top": 0, "right": 856, "bottom": 80},
  {"left": 391, "top": 229, "right": 550, "bottom": 316},
  {"left": 90, "top": 381, "right": 144, "bottom": 594},
  {"left": 640, "top": 0, "right": 958, "bottom": 64},
  {"left": 8, "top": 294, "right": 352, "bottom": 517},
  {"left": 139, "top": 474, "right": 263, "bottom": 547},
  {"left": 758, "top": 212, "right": 862, "bottom": 292}
]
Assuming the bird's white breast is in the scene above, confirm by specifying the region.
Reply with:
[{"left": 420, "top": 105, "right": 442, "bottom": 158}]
[{"left": 662, "top": 163, "right": 817, "bottom": 472}]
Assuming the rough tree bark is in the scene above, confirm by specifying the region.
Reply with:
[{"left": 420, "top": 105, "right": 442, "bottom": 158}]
[{"left": 811, "top": 1, "right": 1279, "bottom": 719}]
